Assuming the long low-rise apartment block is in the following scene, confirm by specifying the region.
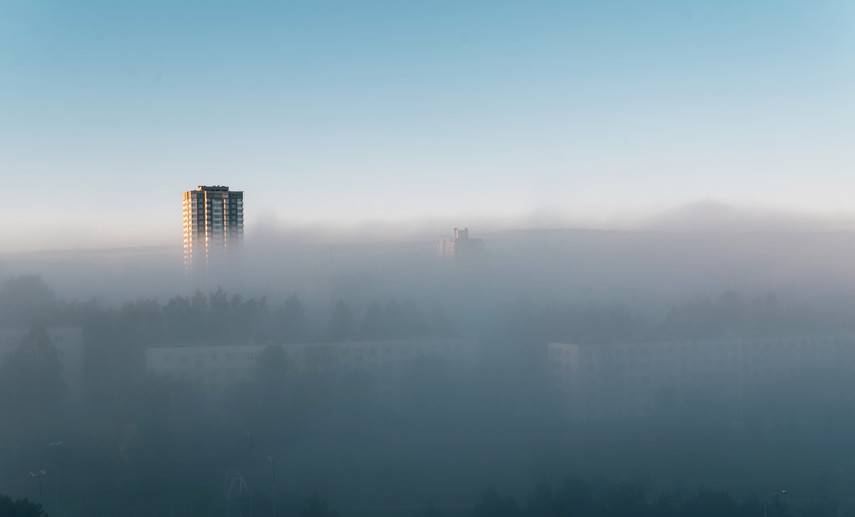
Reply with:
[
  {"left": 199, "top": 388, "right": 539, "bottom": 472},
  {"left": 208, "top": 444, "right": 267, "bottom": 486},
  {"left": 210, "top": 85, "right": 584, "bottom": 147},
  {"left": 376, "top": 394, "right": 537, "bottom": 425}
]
[
  {"left": 146, "top": 337, "right": 477, "bottom": 390},
  {"left": 548, "top": 335, "right": 855, "bottom": 420}
]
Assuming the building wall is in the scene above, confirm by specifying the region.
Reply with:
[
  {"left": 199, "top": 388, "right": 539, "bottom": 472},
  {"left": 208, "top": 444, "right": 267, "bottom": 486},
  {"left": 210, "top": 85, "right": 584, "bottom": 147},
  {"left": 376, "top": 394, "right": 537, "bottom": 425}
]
[
  {"left": 183, "top": 185, "right": 244, "bottom": 270},
  {"left": 145, "top": 338, "right": 476, "bottom": 391},
  {"left": 439, "top": 227, "right": 484, "bottom": 259},
  {"left": 548, "top": 336, "right": 855, "bottom": 420}
]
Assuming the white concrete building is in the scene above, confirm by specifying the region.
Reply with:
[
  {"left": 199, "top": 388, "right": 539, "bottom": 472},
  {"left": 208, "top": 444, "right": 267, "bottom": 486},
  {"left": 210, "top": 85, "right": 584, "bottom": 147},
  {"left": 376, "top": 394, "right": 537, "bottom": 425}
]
[
  {"left": 145, "top": 337, "right": 476, "bottom": 390},
  {"left": 548, "top": 335, "right": 855, "bottom": 420}
]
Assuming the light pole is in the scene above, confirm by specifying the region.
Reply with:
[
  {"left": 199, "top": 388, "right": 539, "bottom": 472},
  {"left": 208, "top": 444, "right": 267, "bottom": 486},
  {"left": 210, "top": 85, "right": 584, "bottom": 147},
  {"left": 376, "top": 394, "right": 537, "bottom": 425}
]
[
  {"left": 29, "top": 470, "right": 47, "bottom": 499},
  {"left": 268, "top": 455, "right": 276, "bottom": 517},
  {"left": 227, "top": 472, "right": 250, "bottom": 517},
  {"left": 763, "top": 489, "right": 788, "bottom": 517},
  {"left": 46, "top": 440, "right": 64, "bottom": 517}
]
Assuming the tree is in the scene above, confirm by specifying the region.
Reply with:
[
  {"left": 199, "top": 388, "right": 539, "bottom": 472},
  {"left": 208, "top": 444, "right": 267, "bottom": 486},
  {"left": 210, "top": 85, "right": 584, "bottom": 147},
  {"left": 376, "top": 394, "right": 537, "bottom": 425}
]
[
  {"left": 360, "top": 301, "right": 384, "bottom": 339},
  {"left": 80, "top": 309, "right": 146, "bottom": 413},
  {"left": 0, "top": 493, "right": 47, "bottom": 517},
  {"left": 162, "top": 295, "right": 193, "bottom": 341},
  {"left": 680, "top": 490, "right": 740, "bottom": 517},
  {"left": 421, "top": 504, "right": 445, "bottom": 517},
  {"left": 471, "top": 488, "right": 521, "bottom": 517},
  {"left": 327, "top": 300, "right": 353, "bottom": 341},
  {"left": 0, "top": 275, "right": 56, "bottom": 327},
  {"left": 525, "top": 484, "right": 559, "bottom": 517},
  {"left": 601, "top": 482, "right": 648, "bottom": 517},
  {"left": 0, "top": 325, "right": 66, "bottom": 416},
  {"left": 278, "top": 295, "right": 308, "bottom": 342},
  {"left": 301, "top": 495, "right": 338, "bottom": 517}
]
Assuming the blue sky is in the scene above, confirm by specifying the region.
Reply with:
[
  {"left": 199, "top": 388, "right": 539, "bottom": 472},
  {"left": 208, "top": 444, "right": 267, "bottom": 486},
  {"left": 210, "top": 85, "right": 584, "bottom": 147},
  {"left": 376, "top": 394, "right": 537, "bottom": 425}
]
[{"left": 1, "top": 0, "right": 854, "bottom": 250}]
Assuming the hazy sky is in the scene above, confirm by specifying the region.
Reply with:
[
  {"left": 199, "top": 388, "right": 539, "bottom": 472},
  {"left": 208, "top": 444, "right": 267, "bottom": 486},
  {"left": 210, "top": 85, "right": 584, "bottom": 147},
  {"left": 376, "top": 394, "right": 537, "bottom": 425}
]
[{"left": 2, "top": 0, "right": 855, "bottom": 251}]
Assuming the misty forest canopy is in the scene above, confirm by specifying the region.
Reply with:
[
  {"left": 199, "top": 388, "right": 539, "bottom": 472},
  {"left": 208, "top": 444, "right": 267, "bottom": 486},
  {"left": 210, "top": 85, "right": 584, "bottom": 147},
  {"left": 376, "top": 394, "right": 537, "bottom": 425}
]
[
  {"left": 0, "top": 482, "right": 809, "bottom": 517},
  {"left": 0, "top": 275, "right": 456, "bottom": 343},
  {"left": 0, "top": 274, "right": 847, "bottom": 345},
  {"left": 4, "top": 273, "right": 855, "bottom": 517},
  {"left": 0, "top": 494, "right": 45, "bottom": 517}
]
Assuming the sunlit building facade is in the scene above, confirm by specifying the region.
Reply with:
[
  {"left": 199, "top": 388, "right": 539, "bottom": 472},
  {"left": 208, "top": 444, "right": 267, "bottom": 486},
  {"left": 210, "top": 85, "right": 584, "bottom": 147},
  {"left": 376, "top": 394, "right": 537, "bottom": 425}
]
[{"left": 182, "top": 185, "right": 244, "bottom": 270}]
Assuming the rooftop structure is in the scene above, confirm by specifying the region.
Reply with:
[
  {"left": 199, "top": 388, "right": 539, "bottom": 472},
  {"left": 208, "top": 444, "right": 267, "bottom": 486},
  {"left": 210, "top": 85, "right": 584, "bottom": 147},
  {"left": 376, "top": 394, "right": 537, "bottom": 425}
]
[{"left": 439, "top": 227, "right": 484, "bottom": 259}]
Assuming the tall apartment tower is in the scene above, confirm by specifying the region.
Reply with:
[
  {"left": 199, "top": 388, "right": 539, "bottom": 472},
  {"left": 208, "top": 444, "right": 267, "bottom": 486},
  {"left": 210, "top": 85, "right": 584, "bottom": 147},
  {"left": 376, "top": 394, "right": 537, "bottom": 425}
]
[{"left": 182, "top": 185, "right": 244, "bottom": 270}]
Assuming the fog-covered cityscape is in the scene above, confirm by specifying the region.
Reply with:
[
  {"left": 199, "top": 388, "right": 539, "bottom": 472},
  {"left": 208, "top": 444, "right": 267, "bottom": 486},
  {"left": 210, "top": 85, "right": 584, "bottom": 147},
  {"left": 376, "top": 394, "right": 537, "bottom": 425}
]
[
  {"left": 7, "top": 200, "right": 855, "bottom": 516},
  {"left": 5, "top": 1, "right": 855, "bottom": 516}
]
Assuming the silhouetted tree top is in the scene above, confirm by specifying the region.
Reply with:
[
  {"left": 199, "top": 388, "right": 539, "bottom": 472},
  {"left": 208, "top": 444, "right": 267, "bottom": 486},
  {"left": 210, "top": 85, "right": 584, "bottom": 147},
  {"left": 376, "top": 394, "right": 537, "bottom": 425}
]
[
  {"left": 327, "top": 300, "right": 353, "bottom": 341},
  {"left": 477, "top": 481, "right": 798, "bottom": 517},
  {"left": 471, "top": 487, "right": 521, "bottom": 517},
  {"left": 301, "top": 495, "right": 339, "bottom": 517},
  {"left": 0, "top": 493, "right": 48, "bottom": 517},
  {"left": 0, "top": 324, "right": 65, "bottom": 413},
  {"left": 0, "top": 275, "right": 56, "bottom": 327}
]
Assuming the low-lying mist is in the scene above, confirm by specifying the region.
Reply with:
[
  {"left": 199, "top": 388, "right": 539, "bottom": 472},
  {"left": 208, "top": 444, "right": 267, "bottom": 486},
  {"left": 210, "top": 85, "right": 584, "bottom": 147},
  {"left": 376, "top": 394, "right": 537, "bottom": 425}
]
[{"left": 3, "top": 205, "right": 855, "bottom": 516}]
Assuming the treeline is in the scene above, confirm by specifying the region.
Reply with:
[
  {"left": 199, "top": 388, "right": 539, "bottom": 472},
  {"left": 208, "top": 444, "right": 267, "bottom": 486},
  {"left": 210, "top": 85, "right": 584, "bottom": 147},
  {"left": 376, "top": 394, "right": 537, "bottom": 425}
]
[
  {"left": 0, "top": 275, "right": 456, "bottom": 344},
  {"left": 1, "top": 479, "right": 832, "bottom": 517},
  {"left": 82, "top": 291, "right": 456, "bottom": 349},
  {"left": 495, "top": 291, "right": 849, "bottom": 346},
  {"left": 0, "top": 493, "right": 45, "bottom": 517},
  {"left": 305, "top": 480, "right": 827, "bottom": 517},
  {"left": 465, "top": 481, "right": 808, "bottom": 517},
  {"left": 3, "top": 275, "right": 849, "bottom": 348},
  {"left": 0, "top": 275, "right": 95, "bottom": 329}
]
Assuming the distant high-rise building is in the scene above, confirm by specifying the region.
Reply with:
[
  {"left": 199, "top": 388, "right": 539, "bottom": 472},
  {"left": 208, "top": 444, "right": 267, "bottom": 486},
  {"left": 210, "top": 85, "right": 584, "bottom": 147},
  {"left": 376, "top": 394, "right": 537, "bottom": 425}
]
[
  {"left": 439, "top": 227, "right": 484, "bottom": 259},
  {"left": 183, "top": 185, "right": 244, "bottom": 270}
]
